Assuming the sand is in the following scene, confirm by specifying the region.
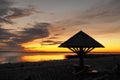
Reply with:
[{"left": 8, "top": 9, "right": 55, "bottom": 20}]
[{"left": 0, "top": 55, "right": 120, "bottom": 80}]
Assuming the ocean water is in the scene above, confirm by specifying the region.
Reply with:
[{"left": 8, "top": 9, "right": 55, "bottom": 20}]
[
  {"left": 0, "top": 52, "right": 119, "bottom": 64},
  {"left": 0, "top": 52, "right": 74, "bottom": 63}
]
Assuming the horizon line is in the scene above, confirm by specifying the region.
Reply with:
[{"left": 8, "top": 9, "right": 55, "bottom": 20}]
[{"left": 0, "top": 51, "right": 120, "bottom": 53}]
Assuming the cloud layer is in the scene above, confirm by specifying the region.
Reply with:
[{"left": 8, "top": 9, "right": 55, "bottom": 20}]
[
  {"left": 0, "top": 0, "right": 46, "bottom": 51},
  {"left": 0, "top": 0, "right": 37, "bottom": 24},
  {"left": 1, "top": 0, "right": 120, "bottom": 51},
  {"left": 0, "top": 23, "right": 51, "bottom": 51},
  {"left": 82, "top": 0, "right": 120, "bottom": 23},
  {"left": 42, "top": 40, "right": 62, "bottom": 45}
]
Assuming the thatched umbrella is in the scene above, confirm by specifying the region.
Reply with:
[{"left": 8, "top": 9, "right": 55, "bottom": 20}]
[{"left": 59, "top": 31, "right": 104, "bottom": 69}]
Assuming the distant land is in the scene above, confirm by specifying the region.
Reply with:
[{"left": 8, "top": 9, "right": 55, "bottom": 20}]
[
  {"left": 0, "top": 50, "right": 120, "bottom": 53},
  {"left": 66, "top": 53, "right": 120, "bottom": 59}
]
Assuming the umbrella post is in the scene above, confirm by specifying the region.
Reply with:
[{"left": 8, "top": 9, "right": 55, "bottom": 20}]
[{"left": 78, "top": 47, "right": 85, "bottom": 70}]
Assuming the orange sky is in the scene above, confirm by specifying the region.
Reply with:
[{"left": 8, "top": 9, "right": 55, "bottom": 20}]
[
  {"left": 0, "top": 0, "right": 120, "bottom": 53},
  {"left": 20, "top": 32, "right": 120, "bottom": 53}
]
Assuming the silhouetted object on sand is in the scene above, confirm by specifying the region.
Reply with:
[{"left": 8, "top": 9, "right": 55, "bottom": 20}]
[{"left": 59, "top": 31, "right": 104, "bottom": 70}]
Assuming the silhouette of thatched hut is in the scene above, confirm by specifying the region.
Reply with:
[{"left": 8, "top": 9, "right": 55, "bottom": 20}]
[{"left": 59, "top": 31, "right": 104, "bottom": 70}]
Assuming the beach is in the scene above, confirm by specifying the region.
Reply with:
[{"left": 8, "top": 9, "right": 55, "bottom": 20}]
[{"left": 0, "top": 52, "right": 120, "bottom": 80}]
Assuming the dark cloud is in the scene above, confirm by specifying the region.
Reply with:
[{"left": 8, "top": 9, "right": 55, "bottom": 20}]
[
  {"left": 42, "top": 40, "right": 54, "bottom": 43},
  {"left": 0, "top": 27, "right": 22, "bottom": 51},
  {"left": 82, "top": 0, "right": 120, "bottom": 23},
  {"left": 0, "top": 18, "right": 13, "bottom": 24},
  {"left": 0, "top": 27, "right": 15, "bottom": 40},
  {"left": 54, "top": 33, "right": 61, "bottom": 36},
  {"left": 7, "top": 23, "right": 50, "bottom": 50},
  {"left": 0, "top": 0, "right": 38, "bottom": 24},
  {"left": 0, "top": 40, "right": 24, "bottom": 51},
  {"left": 0, "top": 23, "right": 51, "bottom": 51},
  {"left": 42, "top": 40, "right": 62, "bottom": 45},
  {"left": 15, "top": 23, "right": 50, "bottom": 43},
  {"left": 3, "top": 41, "right": 24, "bottom": 50},
  {"left": 0, "top": 0, "right": 13, "bottom": 24},
  {"left": 6, "top": 7, "right": 37, "bottom": 19},
  {"left": 0, "top": 0, "right": 12, "bottom": 16}
]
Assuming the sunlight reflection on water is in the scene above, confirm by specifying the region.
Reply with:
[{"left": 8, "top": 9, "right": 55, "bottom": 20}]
[
  {"left": 20, "top": 54, "right": 66, "bottom": 62},
  {"left": 0, "top": 52, "right": 74, "bottom": 63},
  {"left": 0, "top": 52, "right": 119, "bottom": 63}
]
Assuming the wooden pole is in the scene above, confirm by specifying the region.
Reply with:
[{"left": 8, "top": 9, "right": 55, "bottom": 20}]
[
  {"left": 78, "top": 47, "right": 85, "bottom": 70},
  {"left": 79, "top": 55, "right": 84, "bottom": 69}
]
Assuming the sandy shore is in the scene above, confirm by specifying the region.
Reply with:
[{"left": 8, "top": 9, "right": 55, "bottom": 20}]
[{"left": 0, "top": 56, "right": 120, "bottom": 80}]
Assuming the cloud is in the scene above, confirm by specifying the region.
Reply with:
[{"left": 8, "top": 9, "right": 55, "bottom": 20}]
[
  {"left": 0, "top": 0, "right": 13, "bottom": 24},
  {"left": 0, "top": 23, "right": 51, "bottom": 51},
  {"left": 0, "top": 0, "right": 12, "bottom": 16},
  {"left": 5, "top": 7, "right": 37, "bottom": 19},
  {"left": 42, "top": 40, "right": 62, "bottom": 45},
  {"left": 0, "top": 17, "right": 13, "bottom": 24},
  {"left": 82, "top": 0, "right": 120, "bottom": 23},
  {"left": 0, "top": 0, "right": 38, "bottom": 24},
  {"left": 0, "top": 27, "right": 15, "bottom": 40},
  {"left": 15, "top": 23, "right": 50, "bottom": 43},
  {"left": 0, "top": 27, "right": 22, "bottom": 51}
]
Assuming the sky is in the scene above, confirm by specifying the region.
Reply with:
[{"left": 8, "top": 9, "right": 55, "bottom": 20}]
[{"left": 0, "top": 0, "right": 120, "bottom": 53}]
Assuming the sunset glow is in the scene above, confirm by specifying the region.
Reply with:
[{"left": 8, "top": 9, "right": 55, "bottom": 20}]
[
  {"left": 21, "top": 41, "right": 70, "bottom": 52},
  {"left": 20, "top": 37, "right": 120, "bottom": 53}
]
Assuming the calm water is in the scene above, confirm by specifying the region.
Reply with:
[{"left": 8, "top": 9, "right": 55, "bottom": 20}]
[
  {"left": 0, "top": 52, "right": 74, "bottom": 63},
  {"left": 0, "top": 52, "right": 119, "bottom": 64}
]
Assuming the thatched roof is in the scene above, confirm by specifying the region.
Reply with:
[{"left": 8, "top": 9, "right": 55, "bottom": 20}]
[{"left": 59, "top": 31, "right": 104, "bottom": 48}]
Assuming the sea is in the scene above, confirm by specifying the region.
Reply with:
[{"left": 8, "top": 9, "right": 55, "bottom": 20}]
[
  {"left": 0, "top": 52, "right": 73, "bottom": 64},
  {"left": 0, "top": 52, "right": 120, "bottom": 64}
]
